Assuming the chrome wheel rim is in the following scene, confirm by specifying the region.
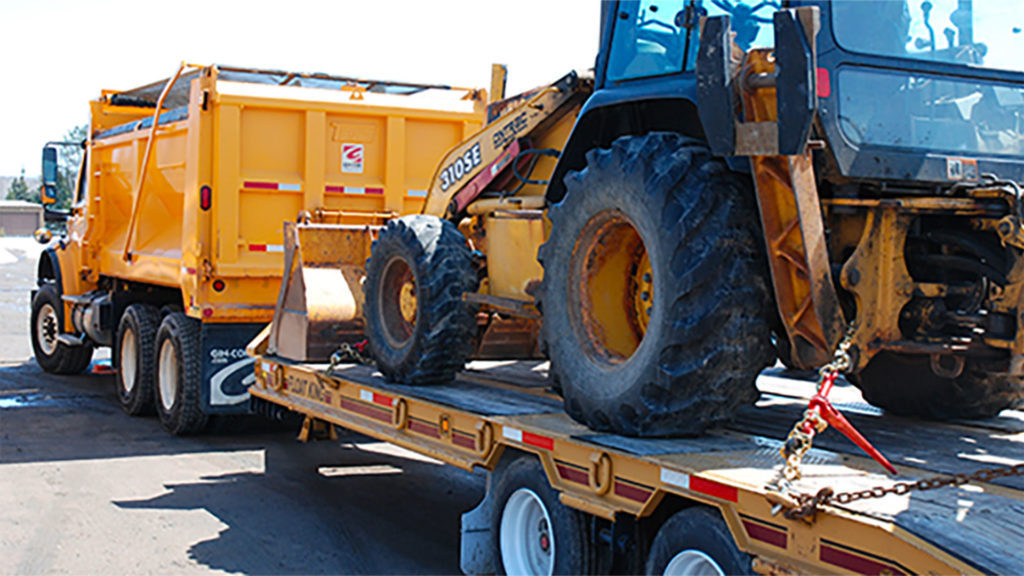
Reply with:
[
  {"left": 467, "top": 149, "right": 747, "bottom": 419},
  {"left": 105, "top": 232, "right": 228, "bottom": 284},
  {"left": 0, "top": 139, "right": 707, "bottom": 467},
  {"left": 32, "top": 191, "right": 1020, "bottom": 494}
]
[
  {"left": 500, "top": 488, "right": 554, "bottom": 576},
  {"left": 158, "top": 339, "right": 178, "bottom": 412},
  {"left": 663, "top": 550, "right": 725, "bottom": 576},
  {"left": 37, "top": 303, "right": 59, "bottom": 356}
]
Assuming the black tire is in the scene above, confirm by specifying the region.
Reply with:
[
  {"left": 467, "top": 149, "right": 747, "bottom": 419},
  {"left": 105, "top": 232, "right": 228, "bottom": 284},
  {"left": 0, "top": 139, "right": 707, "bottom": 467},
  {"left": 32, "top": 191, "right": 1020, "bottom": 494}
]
[
  {"left": 364, "top": 214, "right": 479, "bottom": 384},
  {"left": 115, "top": 304, "right": 160, "bottom": 416},
  {"left": 645, "top": 507, "right": 752, "bottom": 575},
  {"left": 537, "top": 133, "right": 774, "bottom": 437},
  {"left": 30, "top": 283, "right": 93, "bottom": 375},
  {"left": 849, "top": 352, "right": 1024, "bottom": 419},
  {"left": 154, "top": 312, "right": 207, "bottom": 435},
  {"left": 491, "top": 456, "right": 594, "bottom": 576}
]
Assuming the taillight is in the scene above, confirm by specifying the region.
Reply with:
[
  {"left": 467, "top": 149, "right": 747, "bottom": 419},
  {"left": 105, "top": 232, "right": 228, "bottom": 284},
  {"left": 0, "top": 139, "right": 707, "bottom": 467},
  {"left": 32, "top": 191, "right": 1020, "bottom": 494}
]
[{"left": 200, "top": 185, "right": 212, "bottom": 211}]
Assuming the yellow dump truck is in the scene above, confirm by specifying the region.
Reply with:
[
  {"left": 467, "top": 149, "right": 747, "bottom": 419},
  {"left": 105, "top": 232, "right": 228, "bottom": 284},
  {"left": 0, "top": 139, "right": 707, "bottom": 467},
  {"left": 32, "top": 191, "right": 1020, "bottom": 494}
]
[{"left": 31, "top": 63, "right": 485, "bottom": 434}]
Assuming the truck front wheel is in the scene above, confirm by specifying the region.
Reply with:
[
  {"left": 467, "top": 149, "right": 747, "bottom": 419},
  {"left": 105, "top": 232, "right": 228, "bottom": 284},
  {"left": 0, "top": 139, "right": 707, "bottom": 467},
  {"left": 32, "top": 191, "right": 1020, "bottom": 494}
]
[
  {"left": 645, "top": 507, "right": 751, "bottom": 575},
  {"left": 537, "top": 133, "right": 774, "bottom": 436},
  {"left": 155, "top": 313, "right": 207, "bottom": 435},
  {"left": 30, "top": 283, "right": 93, "bottom": 375},
  {"left": 116, "top": 304, "right": 160, "bottom": 416}
]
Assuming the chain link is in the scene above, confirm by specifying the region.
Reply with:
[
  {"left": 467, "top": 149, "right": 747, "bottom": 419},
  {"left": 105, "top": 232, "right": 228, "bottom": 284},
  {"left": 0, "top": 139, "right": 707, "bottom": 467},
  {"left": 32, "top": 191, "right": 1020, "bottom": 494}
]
[
  {"left": 781, "top": 463, "right": 1024, "bottom": 521},
  {"left": 327, "top": 341, "right": 374, "bottom": 375}
]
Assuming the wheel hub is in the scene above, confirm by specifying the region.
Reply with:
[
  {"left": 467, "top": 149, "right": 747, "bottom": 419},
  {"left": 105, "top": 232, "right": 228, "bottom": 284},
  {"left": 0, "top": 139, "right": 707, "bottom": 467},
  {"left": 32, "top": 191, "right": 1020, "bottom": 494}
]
[
  {"left": 158, "top": 339, "right": 178, "bottom": 412},
  {"left": 500, "top": 488, "right": 555, "bottom": 576},
  {"left": 121, "top": 327, "right": 137, "bottom": 393},
  {"left": 37, "top": 303, "right": 59, "bottom": 356},
  {"left": 380, "top": 256, "right": 417, "bottom": 347}
]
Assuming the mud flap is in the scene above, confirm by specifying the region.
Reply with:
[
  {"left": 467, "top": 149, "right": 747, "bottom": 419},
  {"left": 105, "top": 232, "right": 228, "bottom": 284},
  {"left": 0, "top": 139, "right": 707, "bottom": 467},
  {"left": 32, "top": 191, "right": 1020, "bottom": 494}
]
[
  {"left": 200, "top": 322, "right": 264, "bottom": 414},
  {"left": 461, "top": 470, "right": 497, "bottom": 576}
]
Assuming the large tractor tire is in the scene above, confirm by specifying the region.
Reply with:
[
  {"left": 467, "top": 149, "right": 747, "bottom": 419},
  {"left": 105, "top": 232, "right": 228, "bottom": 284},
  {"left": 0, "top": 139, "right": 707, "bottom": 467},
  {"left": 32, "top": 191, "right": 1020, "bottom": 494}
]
[
  {"left": 115, "top": 304, "right": 160, "bottom": 416},
  {"left": 30, "top": 283, "right": 93, "bottom": 375},
  {"left": 364, "top": 215, "right": 479, "bottom": 384},
  {"left": 537, "top": 133, "right": 774, "bottom": 437},
  {"left": 155, "top": 312, "right": 208, "bottom": 435},
  {"left": 849, "top": 352, "right": 1024, "bottom": 419}
]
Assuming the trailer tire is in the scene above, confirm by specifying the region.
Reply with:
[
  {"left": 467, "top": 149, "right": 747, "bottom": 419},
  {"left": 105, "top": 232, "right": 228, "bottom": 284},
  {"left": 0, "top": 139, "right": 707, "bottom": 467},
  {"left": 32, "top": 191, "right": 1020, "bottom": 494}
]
[
  {"left": 116, "top": 304, "right": 160, "bottom": 416},
  {"left": 850, "top": 352, "right": 1024, "bottom": 419},
  {"left": 155, "top": 312, "right": 207, "bottom": 435},
  {"left": 491, "top": 456, "right": 593, "bottom": 576},
  {"left": 645, "top": 507, "right": 751, "bottom": 575},
  {"left": 30, "top": 283, "right": 93, "bottom": 375},
  {"left": 537, "top": 133, "right": 774, "bottom": 436},
  {"left": 364, "top": 214, "right": 478, "bottom": 384}
]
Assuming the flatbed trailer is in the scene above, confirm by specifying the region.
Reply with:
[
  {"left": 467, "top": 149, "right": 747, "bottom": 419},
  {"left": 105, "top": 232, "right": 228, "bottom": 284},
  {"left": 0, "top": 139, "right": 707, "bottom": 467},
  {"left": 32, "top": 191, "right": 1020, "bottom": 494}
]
[{"left": 248, "top": 331, "right": 1024, "bottom": 575}]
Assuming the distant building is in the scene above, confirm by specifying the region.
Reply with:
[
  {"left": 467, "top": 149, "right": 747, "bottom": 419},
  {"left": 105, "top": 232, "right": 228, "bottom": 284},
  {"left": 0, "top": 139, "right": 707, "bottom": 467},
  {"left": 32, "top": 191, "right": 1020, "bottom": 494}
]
[{"left": 0, "top": 200, "right": 43, "bottom": 236}]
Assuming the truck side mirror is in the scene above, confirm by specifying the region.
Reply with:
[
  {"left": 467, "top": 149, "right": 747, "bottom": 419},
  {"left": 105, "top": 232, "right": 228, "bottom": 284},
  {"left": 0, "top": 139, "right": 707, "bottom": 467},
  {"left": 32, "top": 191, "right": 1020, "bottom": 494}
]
[{"left": 41, "top": 146, "right": 58, "bottom": 205}]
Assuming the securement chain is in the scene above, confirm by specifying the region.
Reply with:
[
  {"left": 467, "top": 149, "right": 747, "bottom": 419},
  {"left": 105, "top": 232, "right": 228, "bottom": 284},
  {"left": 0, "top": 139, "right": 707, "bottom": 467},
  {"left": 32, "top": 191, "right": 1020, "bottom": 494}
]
[
  {"left": 780, "top": 463, "right": 1024, "bottom": 522},
  {"left": 327, "top": 340, "right": 375, "bottom": 374},
  {"left": 777, "top": 332, "right": 855, "bottom": 483}
]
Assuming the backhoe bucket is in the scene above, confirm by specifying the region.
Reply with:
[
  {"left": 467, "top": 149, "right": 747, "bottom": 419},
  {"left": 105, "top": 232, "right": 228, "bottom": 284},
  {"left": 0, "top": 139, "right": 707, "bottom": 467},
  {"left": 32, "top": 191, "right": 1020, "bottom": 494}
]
[{"left": 267, "top": 221, "right": 375, "bottom": 362}]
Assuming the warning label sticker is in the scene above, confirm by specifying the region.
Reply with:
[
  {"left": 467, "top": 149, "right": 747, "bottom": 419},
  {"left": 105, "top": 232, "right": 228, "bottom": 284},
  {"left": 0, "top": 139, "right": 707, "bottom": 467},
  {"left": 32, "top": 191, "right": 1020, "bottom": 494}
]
[{"left": 342, "top": 143, "right": 364, "bottom": 174}]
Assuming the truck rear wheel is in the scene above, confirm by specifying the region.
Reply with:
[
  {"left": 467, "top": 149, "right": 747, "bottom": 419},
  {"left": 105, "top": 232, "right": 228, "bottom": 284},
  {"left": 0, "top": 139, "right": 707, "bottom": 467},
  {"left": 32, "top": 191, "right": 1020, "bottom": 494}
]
[
  {"left": 645, "top": 507, "right": 751, "bottom": 575},
  {"left": 850, "top": 352, "right": 1024, "bottom": 419},
  {"left": 537, "top": 133, "right": 774, "bottom": 436},
  {"left": 30, "top": 283, "right": 93, "bottom": 375},
  {"left": 364, "top": 215, "right": 478, "bottom": 384},
  {"left": 155, "top": 312, "right": 207, "bottom": 435},
  {"left": 491, "top": 456, "right": 593, "bottom": 575},
  {"left": 116, "top": 304, "right": 160, "bottom": 416}
]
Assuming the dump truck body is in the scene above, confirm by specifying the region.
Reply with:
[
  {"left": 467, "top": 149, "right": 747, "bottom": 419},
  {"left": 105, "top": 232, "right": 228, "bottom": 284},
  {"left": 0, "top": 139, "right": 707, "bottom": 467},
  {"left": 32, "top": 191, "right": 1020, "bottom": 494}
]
[{"left": 32, "top": 64, "right": 484, "bottom": 432}]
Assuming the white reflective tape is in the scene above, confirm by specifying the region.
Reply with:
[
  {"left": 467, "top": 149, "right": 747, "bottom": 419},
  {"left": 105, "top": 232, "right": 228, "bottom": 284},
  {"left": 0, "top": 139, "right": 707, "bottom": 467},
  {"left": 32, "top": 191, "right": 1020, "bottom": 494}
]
[
  {"left": 346, "top": 187, "right": 366, "bottom": 195},
  {"left": 266, "top": 245, "right": 284, "bottom": 253},
  {"left": 660, "top": 468, "right": 690, "bottom": 490},
  {"left": 360, "top": 390, "right": 373, "bottom": 402},
  {"left": 278, "top": 183, "right": 301, "bottom": 192},
  {"left": 406, "top": 189, "right": 428, "bottom": 197},
  {"left": 503, "top": 427, "right": 523, "bottom": 442}
]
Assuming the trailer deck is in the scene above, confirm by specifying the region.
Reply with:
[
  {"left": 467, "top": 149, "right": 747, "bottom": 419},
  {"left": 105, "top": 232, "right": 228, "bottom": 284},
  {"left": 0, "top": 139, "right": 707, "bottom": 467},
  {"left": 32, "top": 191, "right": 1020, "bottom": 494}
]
[{"left": 249, "top": 352, "right": 1024, "bottom": 575}]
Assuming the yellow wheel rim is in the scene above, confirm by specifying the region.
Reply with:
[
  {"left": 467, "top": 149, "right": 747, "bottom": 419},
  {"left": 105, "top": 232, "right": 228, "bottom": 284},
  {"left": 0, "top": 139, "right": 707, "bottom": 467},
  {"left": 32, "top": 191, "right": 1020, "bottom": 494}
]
[{"left": 572, "top": 210, "right": 650, "bottom": 365}]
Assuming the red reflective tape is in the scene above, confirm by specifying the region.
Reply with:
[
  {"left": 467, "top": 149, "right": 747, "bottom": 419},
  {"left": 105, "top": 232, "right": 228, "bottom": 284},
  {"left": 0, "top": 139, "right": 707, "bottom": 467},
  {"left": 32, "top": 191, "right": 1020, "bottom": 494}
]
[
  {"left": 371, "top": 392, "right": 393, "bottom": 407},
  {"left": 613, "top": 481, "right": 652, "bottom": 503},
  {"left": 690, "top": 476, "right": 738, "bottom": 502},
  {"left": 325, "top": 185, "right": 345, "bottom": 193},
  {"left": 522, "top": 431, "right": 554, "bottom": 450},
  {"left": 742, "top": 520, "right": 786, "bottom": 549},
  {"left": 248, "top": 244, "right": 267, "bottom": 252},
  {"left": 556, "top": 463, "right": 588, "bottom": 486},
  {"left": 816, "top": 67, "right": 831, "bottom": 98},
  {"left": 452, "top": 432, "right": 475, "bottom": 450},
  {"left": 244, "top": 181, "right": 278, "bottom": 190},
  {"left": 366, "top": 187, "right": 384, "bottom": 195},
  {"left": 820, "top": 544, "right": 907, "bottom": 576},
  {"left": 340, "top": 398, "right": 390, "bottom": 423},
  {"left": 185, "top": 267, "right": 197, "bottom": 275},
  {"left": 408, "top": 419, "right": 440, "bottom": 438}
]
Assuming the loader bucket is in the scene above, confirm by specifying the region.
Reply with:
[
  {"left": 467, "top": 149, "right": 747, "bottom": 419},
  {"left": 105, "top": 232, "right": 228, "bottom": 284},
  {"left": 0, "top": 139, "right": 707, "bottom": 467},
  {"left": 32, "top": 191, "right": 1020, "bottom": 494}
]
[{"left": 268, "top": 221, "right": 376, "bottom": 362}]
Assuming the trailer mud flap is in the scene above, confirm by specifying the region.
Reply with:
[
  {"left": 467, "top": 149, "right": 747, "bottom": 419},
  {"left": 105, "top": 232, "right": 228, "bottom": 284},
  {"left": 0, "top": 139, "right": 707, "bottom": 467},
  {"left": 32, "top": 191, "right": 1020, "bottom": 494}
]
[{"left": 200, "top": 322, "right": 264, "bottom": 414}]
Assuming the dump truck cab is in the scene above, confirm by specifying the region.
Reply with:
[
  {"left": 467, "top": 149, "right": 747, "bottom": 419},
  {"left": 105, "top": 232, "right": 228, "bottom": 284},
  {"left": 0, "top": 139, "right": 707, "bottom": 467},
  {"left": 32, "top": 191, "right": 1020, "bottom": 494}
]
[{"left": 533, "top": 0, "right": 1024, "bottom": 436}]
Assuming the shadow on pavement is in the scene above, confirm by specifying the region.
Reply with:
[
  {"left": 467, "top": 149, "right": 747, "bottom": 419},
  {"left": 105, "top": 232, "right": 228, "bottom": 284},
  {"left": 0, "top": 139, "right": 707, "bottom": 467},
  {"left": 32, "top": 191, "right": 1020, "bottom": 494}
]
[{"left": 112, "top": 437, "right": 483, "bottom": 575}]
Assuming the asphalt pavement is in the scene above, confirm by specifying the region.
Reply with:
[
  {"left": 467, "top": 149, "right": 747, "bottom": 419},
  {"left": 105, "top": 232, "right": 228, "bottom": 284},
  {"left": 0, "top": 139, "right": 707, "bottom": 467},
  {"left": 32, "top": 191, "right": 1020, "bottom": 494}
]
[{"left": 0, "top": 237, "right": 484, "bottom": 575}]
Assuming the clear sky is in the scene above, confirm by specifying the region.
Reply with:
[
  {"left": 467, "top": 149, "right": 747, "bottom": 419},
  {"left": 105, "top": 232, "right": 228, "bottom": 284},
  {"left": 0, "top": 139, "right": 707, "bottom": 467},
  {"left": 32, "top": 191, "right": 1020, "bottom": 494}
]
[{"left": 0, "top": 0, "right": 600, "bottom": 177}]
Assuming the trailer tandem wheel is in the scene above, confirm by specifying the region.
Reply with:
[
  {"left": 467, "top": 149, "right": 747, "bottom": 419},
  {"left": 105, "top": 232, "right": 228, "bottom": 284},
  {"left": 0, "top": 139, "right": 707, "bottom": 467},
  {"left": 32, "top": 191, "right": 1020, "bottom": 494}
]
[
  {"left": 645, "top": 507, "right": 751, "bottom": 575},
  {"left": 491, "top": 456, "right": 594, "bottom": 576}
]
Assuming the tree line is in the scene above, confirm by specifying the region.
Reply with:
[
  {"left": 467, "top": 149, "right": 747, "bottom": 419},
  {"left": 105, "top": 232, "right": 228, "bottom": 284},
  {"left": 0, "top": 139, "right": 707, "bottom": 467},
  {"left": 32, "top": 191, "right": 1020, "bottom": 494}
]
[{"left": 5, "top": 125, "right": 86, "bottom": 211}]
